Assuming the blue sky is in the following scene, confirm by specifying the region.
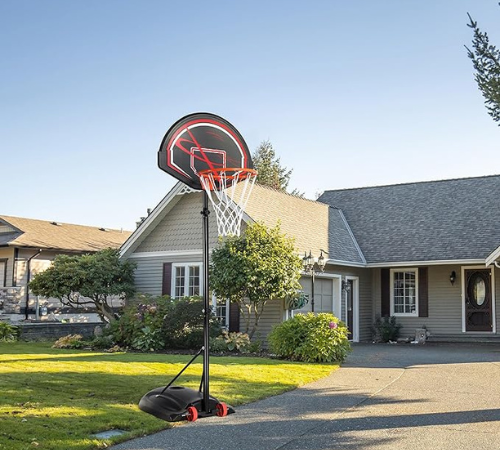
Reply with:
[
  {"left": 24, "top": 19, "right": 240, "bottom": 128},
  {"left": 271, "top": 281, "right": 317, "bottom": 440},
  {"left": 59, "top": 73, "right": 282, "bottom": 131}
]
[{"left": 2, "top": 0, "right": 499, "bottom": 231}]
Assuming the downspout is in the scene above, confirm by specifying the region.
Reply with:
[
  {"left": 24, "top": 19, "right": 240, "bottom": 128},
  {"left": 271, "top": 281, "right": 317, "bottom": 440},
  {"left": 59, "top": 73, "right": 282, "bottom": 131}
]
[
  {"left": 495, "top": 261, "right": 500, "bottom": 269},
  {"left": 24, "top": 249, "right": 42, "bottom": 320}
]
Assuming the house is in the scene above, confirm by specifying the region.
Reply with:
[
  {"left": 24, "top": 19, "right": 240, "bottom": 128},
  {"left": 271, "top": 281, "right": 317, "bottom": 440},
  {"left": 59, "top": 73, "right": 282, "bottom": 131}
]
[
  {"left": 120, "top": 174, "right": 500, "bottom": 343},
  {"left": 319, "top": 175, "right": 500, "bottom": 342},
  {"left": 0, "top": 215, "right": 131, "bottom": 322}
]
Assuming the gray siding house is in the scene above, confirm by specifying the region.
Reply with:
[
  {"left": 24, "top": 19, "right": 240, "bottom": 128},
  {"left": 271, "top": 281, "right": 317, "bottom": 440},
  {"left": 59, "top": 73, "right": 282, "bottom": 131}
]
[{"left": 121, "top": 175, "right": 500, "bottom": 343}]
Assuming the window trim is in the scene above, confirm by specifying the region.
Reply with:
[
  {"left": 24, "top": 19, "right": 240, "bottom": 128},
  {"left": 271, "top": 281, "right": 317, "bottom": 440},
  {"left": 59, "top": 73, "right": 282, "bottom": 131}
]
[
  {"left": 171, "top": 263, "right": 203, "bottom": 299},
  {"left": 0, "top": 258, "right": 9, "bottom": 288},
  {"left": 0, "top": 258, "right": 7, "bottom": 287},
  {"left": 390, "top": 268, "right": 419, "bottom": 317},
  {"left": 212, "top": 294, "right": 229, "bottom": 328}
]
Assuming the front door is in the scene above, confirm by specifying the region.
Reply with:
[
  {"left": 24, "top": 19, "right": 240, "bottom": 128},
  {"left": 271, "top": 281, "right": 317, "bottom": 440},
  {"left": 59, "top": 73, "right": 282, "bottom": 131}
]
[{"left": 465, "top": 269, "right": 493, "bottom": 332}]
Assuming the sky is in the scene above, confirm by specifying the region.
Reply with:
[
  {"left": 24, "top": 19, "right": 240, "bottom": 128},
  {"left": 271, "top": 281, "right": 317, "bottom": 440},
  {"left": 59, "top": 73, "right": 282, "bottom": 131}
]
[{"left": 1, "top": 0, "right": 499, "bottom": 231}]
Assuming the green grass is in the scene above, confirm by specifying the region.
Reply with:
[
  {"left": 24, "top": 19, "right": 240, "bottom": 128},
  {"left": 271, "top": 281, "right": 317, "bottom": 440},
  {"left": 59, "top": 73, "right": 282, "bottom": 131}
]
[{"left": 0, "top": 342, "right": 337, "bottom": 450}]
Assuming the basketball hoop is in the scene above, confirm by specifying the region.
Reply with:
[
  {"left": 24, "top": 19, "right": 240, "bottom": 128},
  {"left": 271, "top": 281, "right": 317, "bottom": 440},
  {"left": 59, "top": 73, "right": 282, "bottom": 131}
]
[
  {"left": 199, "top": 167, "right": 257, "bottom": 237},
  {"left": 142, "top": 113, "right": 252, "bottom": 422}
]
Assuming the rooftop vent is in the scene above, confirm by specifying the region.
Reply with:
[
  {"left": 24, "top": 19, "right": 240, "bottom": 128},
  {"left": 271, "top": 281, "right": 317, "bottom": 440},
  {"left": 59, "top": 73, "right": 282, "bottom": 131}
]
[
  {"left": 99, "top": 227, "right": 107, "bottom": 232},
  {"left": 50, "top": 222, "right": 61, "bottom": 226}
]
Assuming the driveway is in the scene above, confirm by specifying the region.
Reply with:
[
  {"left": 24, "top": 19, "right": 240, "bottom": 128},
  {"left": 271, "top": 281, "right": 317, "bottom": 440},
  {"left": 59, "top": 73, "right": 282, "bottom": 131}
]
[{"left": 111, "top": 343, "right": 500, "bottom": 450}]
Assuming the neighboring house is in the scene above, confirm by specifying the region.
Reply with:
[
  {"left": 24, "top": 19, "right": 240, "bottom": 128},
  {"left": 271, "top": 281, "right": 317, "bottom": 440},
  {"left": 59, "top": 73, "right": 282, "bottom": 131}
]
[
  {"left": 120, "top": 175, "right": 500, "bottom": 343},
  {"left": 0, "top": 215, "right": 131, "bottom": 322}
]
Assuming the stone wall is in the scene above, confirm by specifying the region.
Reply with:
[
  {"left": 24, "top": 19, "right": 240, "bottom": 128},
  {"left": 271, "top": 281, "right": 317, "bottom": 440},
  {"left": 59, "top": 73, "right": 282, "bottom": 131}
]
[
  {"left": 17, "top": 322, "right": 101, "bottom": 341},
  {"left": 0, "top": 287, "right": 22, "bottom": 314}
]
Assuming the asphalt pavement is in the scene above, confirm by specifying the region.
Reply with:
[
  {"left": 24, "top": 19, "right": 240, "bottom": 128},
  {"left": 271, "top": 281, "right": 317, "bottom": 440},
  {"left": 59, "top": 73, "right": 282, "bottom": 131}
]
[{"left": 111, "top": 343, "right": 500, "bottom": 450}]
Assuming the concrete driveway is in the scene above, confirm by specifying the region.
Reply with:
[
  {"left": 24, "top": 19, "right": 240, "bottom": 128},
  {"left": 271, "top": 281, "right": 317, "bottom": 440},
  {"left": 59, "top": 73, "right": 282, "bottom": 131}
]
[{"left": 111, "top": 343, "right": 500, "bottom": 450}]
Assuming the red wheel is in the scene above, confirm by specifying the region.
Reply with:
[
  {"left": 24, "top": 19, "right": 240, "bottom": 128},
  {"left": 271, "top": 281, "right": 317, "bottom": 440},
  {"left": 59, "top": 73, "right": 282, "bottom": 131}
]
[
  {"left": 216, "top": 402, "right": 228, "bottom": 417},
  {"left": 186, "top": 406, "right": 198, "bottom": 422}
]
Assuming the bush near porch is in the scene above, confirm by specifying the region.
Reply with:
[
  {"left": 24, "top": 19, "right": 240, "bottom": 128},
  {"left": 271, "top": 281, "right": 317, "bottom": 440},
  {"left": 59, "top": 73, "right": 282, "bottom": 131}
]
[{"left": 268, "top": 312, "right": 351, "bottom": 363}]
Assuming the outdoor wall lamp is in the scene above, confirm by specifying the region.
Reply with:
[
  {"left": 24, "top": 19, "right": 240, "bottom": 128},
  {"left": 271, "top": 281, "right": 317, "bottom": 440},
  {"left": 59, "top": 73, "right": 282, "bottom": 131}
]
[
  {"left": 342, "top": 280, "right": 351, "bottom": 292},
  {"left": 302, "top": 250, "right": 328, "bottom": 312},
  {"left": 450, "top": 271, "right": 456, "bottom": 285}
]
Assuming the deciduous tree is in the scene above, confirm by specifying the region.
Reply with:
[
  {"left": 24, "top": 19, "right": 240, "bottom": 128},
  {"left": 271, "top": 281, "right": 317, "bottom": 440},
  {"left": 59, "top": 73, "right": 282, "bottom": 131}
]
[
  {"left": 209, "top": 222, "right": 302, "bottom": 338},
  {"left": 30, "top": 248, "right": 136, "bottom": 323}
]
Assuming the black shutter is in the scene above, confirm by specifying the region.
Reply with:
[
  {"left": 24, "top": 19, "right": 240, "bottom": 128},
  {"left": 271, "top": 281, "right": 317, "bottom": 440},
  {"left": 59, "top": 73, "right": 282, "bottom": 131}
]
[
  {"left": 162, "top": 263, "right": 172, "bottom": 296},
  {"left": 418, "top": 267, "right": 428, "bottom": 317},
  {"left": 228, "top": 302, "right": 240, "bottom": 332},
  {"left": 381, "top": 268, "right": 390, "bottom": 317}
]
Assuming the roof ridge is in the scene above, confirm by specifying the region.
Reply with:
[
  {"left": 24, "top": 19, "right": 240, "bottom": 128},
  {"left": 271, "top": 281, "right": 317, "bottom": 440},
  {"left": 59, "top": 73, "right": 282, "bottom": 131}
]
[
  {"left": 321, "top": 173, "right": 500, "bottom": 194},
  {"left": 0, "top": 215, "right": 129, "bottom": 233}
]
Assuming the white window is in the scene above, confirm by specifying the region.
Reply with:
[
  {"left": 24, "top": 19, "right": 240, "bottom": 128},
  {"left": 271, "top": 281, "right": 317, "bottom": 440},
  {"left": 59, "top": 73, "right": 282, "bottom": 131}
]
[
  {"left": 172, "top": 264, "right": 202, "bottom": 299},
  {"left": 212, "top": 294, "right": 229, "bottom": 327},
  {"left": 390, "top": 268, "right": 418, "bottom": 316}
]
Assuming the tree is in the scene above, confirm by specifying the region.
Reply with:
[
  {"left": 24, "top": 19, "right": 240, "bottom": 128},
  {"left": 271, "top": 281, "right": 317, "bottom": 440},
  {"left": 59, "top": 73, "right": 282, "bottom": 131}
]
[
  {"left": 252, "top": 140, "right": 293, "bottom": 191},
  {"left": 466, "top": 9, "right": 500, "bottom": 125},
  {"left": 209, "top": 222, "right": 303, "bottom": 338},
  {"left": 30, "top": 248, "right": 136, "bottom": 323}
]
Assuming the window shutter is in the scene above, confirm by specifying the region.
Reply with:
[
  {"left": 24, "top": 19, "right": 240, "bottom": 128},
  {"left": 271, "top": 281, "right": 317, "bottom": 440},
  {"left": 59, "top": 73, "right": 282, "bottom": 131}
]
[
  {"left": 381, "top": 268, "right": 390, "bottom": 317},
  {"left": 162, "top": 263, "right": 172, "bottom": 296},
  {"left": 418, "top": 267, "right": 428, "bottom": 317},
  {"left": 228, "top": 302, "right": 240, "bottom": 332}
]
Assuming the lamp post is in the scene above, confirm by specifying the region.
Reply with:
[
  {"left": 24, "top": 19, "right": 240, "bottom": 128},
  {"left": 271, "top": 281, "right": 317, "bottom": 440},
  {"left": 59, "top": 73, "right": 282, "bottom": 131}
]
[{"left": 302, "top": 250, "right": 327, "bottom": 312}]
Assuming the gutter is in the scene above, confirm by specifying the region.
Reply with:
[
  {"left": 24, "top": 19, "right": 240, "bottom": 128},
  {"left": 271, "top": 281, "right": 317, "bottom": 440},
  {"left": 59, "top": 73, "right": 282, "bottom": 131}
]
[{"left": 24, "top": 249, "right": 42, "bottom": 320}]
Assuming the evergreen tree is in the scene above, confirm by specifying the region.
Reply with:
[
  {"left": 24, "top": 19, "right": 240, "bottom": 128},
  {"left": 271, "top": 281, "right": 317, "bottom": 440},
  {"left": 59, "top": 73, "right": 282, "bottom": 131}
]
[
  {"left": 252, "top": 140, "right": 292, "bottom": 191},
  {"left": 466, "top": 10, "right": 500, "bottom": 125}
]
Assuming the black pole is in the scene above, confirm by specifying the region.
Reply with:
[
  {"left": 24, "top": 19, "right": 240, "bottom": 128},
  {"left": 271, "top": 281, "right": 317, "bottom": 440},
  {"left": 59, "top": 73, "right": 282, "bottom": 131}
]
[
  {"left": 24, "top": 249, "right": 42, "bottom": 320},
  {"left": 202, "top": 192, "right": 210, "bottom": 413},
  {"left": 311, "top": 271, "right": 315, "bottom": 313}
]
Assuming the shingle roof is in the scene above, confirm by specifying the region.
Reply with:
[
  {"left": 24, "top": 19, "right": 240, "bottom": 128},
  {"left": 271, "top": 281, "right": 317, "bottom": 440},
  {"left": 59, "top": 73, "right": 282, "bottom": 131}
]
[
  {"left": 0, "top": 215, "right": 131, "bottom": 252},
  {"left": 318, "top": 175, "right": 500, "bottom": 264},
  {"left": 242, "top": 184, "right": 365, "bottom": 264}
]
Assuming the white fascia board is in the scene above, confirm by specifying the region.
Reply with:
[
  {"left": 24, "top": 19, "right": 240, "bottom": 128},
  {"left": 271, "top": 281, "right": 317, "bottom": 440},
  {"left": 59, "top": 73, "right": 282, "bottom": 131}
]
[
  {"left": 324, "top": 259, "right": 367, "bottom": 268},
  {"left": 120, "top": 182, "right": 190, "bottom": 259},
  {"left": 337, "top": 209, "right": 367, "bottom": 265},
  {"left": 367, "top": 259, "right": 484, "bottom": 268},
  {"left": 485, "top": 245, "right": 500, "bottom": 266}
]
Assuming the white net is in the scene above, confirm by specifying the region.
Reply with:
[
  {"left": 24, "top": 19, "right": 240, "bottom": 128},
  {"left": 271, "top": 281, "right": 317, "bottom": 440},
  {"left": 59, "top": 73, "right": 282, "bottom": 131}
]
[{"left": 199, "top": 168, "right": 257, "bottom": 237}]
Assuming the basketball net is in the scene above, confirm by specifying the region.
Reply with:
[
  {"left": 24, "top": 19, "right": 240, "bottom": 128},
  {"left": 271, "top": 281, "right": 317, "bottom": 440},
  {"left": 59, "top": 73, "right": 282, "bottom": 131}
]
[{"left": 199, "top": 168, "right": 257, "bottom": 237}]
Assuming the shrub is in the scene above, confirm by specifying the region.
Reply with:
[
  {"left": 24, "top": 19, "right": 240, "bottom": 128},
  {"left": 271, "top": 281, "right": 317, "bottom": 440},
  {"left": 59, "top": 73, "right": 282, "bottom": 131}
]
[
  {"left": 268, "top": 313, "right": 351, "bottom": 363},
  {"left": 210, "top": 331, "right": 253, "bottom": 353},
  {"left": 162, "top": 297, "right": 221, "bottom": 349},
  {"left": 371, "top": 316, "right": 402, "bottom": 342},
  {"left": 0, "top": 322, "right": 20, "bottom": 342},
  {"left": 132, "top": 326, "right": 164, "bottom": 352},
  {"left": 53, "top": 334, "right": 86, "bottom": 349},
  {"left": 90, "top": 335, "right": 115, "bottom": 350},
  {"left": 109, "top": 295, "right": 222, "bottom": 351},
  {"left": 107, "top": 295, "right": 170, "bottom": 351}
]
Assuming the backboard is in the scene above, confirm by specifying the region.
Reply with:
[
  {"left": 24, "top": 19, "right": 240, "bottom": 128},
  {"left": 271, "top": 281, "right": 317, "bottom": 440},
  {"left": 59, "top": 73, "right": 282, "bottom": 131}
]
[{"left": 158, "top": 113, "right": 253, "bottom": 190}]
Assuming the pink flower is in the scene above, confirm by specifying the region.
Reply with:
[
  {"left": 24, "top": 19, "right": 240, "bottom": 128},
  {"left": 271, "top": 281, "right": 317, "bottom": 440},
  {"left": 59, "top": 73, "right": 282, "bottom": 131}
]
[{"left": 329, "top": 321, "right": 338, "bottom": 329}]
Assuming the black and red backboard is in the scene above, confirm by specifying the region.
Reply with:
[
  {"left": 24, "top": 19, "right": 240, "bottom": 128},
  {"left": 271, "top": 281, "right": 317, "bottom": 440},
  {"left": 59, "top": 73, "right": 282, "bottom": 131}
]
[{"left": 158, "top": 113, "right": 253, "bottom": 190}]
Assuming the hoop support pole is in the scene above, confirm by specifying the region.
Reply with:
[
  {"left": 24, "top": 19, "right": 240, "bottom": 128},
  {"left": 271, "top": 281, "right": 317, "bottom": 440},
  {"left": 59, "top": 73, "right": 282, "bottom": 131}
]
[{"left": 201, "top": 191, "right": 210, "bottom": 413}]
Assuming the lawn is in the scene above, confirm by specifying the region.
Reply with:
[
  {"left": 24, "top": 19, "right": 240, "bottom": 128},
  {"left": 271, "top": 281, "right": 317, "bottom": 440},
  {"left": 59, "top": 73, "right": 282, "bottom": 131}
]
[{"left": 0, "top": 342, "right": 337, "bottom": 450}]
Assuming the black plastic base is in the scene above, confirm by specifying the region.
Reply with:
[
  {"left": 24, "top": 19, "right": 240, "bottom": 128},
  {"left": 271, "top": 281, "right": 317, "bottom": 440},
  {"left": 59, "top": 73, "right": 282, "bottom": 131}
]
[{"left": 139, "top": 386, "right": 235, "bottom": 422}]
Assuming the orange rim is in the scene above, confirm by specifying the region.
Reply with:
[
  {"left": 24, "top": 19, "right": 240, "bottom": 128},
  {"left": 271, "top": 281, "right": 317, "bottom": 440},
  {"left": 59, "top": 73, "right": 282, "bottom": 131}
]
[{"left": 199, "top": 168, "right": 257, "bottom": 191}]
